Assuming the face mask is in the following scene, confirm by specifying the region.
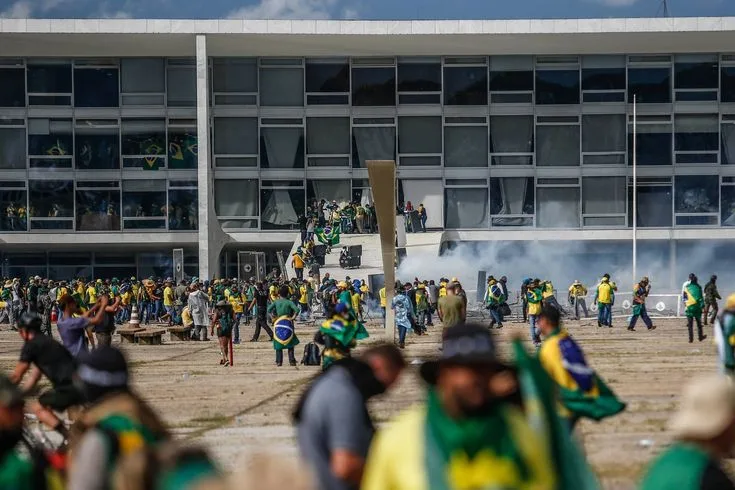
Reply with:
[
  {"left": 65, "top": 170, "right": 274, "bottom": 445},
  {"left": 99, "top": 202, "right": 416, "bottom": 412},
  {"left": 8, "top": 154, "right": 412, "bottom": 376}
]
[{"left": 0, "top": 428, "right": 23, "bottom": 460}]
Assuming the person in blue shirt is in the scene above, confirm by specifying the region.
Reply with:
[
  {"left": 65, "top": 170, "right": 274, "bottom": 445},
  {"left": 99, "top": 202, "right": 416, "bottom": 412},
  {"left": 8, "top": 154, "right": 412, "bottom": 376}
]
[{"left": 391, "top": 284, "right": 415, "bottom": 349}]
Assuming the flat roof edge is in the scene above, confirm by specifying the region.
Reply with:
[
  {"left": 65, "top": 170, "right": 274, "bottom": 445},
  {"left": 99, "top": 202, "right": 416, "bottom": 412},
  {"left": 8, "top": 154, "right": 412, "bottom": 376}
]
[{"left": 0, "top": 17, "right": 734, "bottom": 35}]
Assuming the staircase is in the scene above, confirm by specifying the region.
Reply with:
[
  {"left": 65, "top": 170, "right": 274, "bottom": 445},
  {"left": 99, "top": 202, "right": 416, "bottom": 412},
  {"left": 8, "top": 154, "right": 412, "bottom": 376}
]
[{"left": 286, "top": 231, "right": 443, "bottom": 284}]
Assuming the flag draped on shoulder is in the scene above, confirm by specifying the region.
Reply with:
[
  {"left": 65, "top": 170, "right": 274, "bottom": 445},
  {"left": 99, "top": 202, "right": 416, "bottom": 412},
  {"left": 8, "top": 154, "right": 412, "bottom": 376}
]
[
  {"left": 315, "top": 224, "right": 340, "bottom": 246},
  {"left": 512, "top": 339, "right": 602, "bottom": 490}
]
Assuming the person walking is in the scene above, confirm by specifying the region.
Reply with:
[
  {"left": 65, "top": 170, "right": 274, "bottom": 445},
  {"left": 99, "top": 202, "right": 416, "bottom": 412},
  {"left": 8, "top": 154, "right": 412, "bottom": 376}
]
[
  {"left": 187, "top": 281, "right": 210, "bottom": 341},
  {"left": 628, "top": 277, "right": 656, "bottom": 332},
  {"left": 437, "top": 283, "right": 465, "bottom": 330},
  {"left": 568, "top": 280, "right": 589, "bottom": 320},
  {"left": 704, "top": 275, "right": 722, "bottom": 326},
  {"left": 391, "top": 285, "right": 415, "bottom": 349},
  {"left": 640, "top": 374, "right": 735, "bottom": 490},
  {"left": 269, "top": 286, "right": 301, "bottom": 366},
  {"left": 527, "top": 279, "right": 543, "bottom": 346},
  {"left": 520, "top": 278, "right": 531, "bottom": 323},
  {"left": 537, "top": 305, "right": 625, "bottom": 430},
  {"left": 211, "top": 300, "right": 234, "bottom": 366},
  {"left": 294, "top": 345, "right": 405, "bottom": 490},
  {"left": 595, "top": 274, "right": 614, "bottom": 328},
  {"left": 684, "top": 274, "right": 707, "bottom": 343},
  {"left": 484, "top": 276, "right": 506, "bottom": 329}
]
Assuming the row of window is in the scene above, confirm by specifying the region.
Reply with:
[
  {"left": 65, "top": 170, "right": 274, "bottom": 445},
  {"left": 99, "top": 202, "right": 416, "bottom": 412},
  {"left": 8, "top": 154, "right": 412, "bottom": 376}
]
[
  {"left": 2, "top": 176, "right": 733, "bottom": 232},
  {"left": 3, "top": 55, "right": 735, "bottom": 108},
  {"left": 0, "top": 251, "right": 199, "bottom": 282},
  {"left": 6, "top": 114, "right": 729, "bottom": 170}
]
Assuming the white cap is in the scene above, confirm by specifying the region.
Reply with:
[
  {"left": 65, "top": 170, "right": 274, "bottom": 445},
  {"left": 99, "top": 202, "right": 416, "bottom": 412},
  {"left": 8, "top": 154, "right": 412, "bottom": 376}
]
[{"left": 669, "top": 374, "right": 735, "bottom": 440}]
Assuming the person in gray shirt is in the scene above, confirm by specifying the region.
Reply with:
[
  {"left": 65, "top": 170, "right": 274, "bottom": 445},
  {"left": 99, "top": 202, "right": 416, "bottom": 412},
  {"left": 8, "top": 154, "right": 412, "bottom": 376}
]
[{"left": 293, "top": 344, "right": 405, "bottom": 490}]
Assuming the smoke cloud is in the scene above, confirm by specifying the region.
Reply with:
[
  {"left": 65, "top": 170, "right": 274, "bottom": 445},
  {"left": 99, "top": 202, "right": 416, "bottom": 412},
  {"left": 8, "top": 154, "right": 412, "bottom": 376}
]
[{"left": 396, "top": 240, "right": 733, "bottom": 302}]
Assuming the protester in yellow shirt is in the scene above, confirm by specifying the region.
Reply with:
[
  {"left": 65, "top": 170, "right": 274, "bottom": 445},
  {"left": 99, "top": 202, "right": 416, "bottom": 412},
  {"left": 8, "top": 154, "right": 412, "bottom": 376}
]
[
  {"left": 86, "top": 284, "right": 97, "bottom": 305},
  {"left": 161, "top": 279, "right": 175, "bottom": 326},
  {"left": 351, "top": 290, "right": 364, "bottom": 322},
  {"left": 379, "top": 286, "right": 387, "bottom": 326}
]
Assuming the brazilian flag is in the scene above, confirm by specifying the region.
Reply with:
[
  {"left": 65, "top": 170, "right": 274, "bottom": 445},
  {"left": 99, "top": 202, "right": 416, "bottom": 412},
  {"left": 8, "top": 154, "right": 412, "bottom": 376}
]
[
  {"left": 513, "top": 339, "right": 602, "bottom": 490},
  {"left": 315, "top": 224, "right": 340, "bottom": 246}
]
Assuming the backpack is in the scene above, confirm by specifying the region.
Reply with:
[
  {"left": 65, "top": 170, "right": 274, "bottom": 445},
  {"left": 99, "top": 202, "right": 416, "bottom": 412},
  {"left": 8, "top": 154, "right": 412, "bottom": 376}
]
[{"left": 301, "top": 342, "right": 321, "bottom": 366}]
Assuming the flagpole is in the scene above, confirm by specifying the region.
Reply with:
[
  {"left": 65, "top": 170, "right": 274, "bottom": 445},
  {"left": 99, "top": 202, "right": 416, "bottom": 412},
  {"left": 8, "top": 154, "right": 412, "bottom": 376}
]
[{"left": 632, "top": 94, "right": 638, "bottom": 287}]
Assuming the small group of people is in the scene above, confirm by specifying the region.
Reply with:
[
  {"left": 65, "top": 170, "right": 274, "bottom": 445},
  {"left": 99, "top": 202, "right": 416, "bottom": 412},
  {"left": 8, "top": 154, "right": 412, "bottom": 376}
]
[
  {"left": 2, "top": 312, "right": 225, "bottom": 489},
  {"left": 304, "top": 198, "right": 378, "bottom": 236},
  {"left": 400, "top": 201, "right": 429, "bottom": 233}
]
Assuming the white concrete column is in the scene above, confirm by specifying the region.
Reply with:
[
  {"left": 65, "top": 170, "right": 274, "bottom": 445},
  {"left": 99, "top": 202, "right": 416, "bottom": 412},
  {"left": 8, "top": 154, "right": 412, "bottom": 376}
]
[{"left": 196, "top": 34, "right": 228, "bottom": 279}]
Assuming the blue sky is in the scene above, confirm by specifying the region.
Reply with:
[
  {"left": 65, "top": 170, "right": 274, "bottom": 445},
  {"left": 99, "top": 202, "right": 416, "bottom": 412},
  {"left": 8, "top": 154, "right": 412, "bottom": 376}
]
[{"left": 0, "top": 0, "right": 734, "bottom": 21}]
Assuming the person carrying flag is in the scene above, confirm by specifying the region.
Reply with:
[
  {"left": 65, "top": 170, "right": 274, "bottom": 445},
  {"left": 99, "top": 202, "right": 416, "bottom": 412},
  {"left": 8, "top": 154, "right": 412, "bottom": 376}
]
[
  {"left": 683, "top": 274, "right": 707, "bottom": 344},
  {"left": 268, "top": 286, "right": 301, "bottom": 367},
  {"left": 628, "top": 277, "right": 656, "bottom": 332},
  {"left": 363, "top": 323, "right": 599, "bottom": 490},
  {"left": 527, "top": 279, "right": 544, "bottom": 346},
  {"left": 536, "top": 305, "right": 626, "bottom": 430},
  {"left": 317, "top": 302, "right": 369, "bottom": 370}
]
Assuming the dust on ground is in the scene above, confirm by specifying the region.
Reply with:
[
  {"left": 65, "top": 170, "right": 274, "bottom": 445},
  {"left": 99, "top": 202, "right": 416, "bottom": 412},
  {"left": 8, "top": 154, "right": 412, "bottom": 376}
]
[{"left": 0, "top": 315, "right": 718, "bottom": 489}]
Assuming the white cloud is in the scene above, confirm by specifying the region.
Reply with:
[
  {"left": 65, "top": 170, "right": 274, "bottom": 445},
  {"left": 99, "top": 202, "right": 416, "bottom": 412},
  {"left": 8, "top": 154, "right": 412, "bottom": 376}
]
[
  {"left": 341, "top": 6, "right": 358, "bottom": 19},
  {"left": 0, "top": 1, "right": 33, "bottom": 18},
  {"left": 228, "top": 0, "right": 357, "bottom": 20}
]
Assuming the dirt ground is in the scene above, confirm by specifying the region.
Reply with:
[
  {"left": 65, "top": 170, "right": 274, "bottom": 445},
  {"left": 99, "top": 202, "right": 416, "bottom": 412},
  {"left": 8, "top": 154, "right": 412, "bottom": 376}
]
[{"left": 0, "top": 314, "right": 719, "bottom": 489}]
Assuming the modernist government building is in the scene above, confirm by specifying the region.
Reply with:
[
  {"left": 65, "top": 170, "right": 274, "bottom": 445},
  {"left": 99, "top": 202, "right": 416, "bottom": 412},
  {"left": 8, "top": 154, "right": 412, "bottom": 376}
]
[{"left": 1, "top": 17, "right": 734, "bottom": 282}]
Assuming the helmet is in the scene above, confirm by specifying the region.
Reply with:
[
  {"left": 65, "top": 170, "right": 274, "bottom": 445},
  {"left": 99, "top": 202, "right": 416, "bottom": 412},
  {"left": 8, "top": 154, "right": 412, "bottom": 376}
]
[{"left": 19, "top": 312, "right": 42, "bottom": 331}]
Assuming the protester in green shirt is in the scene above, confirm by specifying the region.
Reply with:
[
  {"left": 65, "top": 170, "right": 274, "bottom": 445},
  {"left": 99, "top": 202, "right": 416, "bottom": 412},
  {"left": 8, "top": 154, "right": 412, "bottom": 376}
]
[
  {"left": 640, "top": 374, "right": 735, "bottom": 490},
  {"left": 268, "top": 286, "right": 301, "bottom": 367}
]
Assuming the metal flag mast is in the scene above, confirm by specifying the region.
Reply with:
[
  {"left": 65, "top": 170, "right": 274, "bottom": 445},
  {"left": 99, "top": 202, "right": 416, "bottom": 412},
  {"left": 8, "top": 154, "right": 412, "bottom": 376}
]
[{"left": 632, "top": 94, "right": 638, "bottom": 287}]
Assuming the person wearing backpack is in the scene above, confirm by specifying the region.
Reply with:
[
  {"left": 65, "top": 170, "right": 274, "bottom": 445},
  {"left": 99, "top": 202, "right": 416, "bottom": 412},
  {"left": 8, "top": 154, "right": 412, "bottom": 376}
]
[
  {"left": 211, "top": 300, "right": 234, "bottom": 366},
  {"left": 68, "top": 346, "right": 170, "bottom": 490}
]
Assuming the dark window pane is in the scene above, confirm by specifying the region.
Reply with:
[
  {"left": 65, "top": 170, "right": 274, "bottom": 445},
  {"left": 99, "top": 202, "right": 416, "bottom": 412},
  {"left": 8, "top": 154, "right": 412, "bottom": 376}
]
[
  {"left": 489, "top": 70, "right": 533, "bottom": 92},
  {"left": 76, "top": 189, "right": 121, "bottom": 231},
  {"left": 397, "top": 63, "right": 441, "bottom": 92},
  {"left": 352, "top": 127, "right": 396, "bottom": 168},
  {"left": 490, "top": 177, "right": 534, "bottom": 217},
  {"left": 352, "top": 67, "right": 396, "bottom": 106},
  {"left": 27, "top": 64, "right": 72, "bottom": 93},
  {"left": 0, "top": 189, "right": 28, "bottom": 231},
  {"left": 168, "top": 189, "right": 198, "bottom": 230},
  {"left": 722, "top": 67, "right": 735, "bottom": 102},
  {"left": 444, "top": 67, "right": 487, "bottom": 105},
  {"left": 583, "top": 92, "right": 625, "bottom": 102},
  {"left": 675, "top": 130, "right": 718, "bottom": 152},
  {"left": 260, "top": 188, "right": 305, "bottom": 230},
  {"left": 74, "top": 68, "right": 119, "bottom": 107},
  {"left": 722, "top": 186, "right": 735, "bottom": 225},
  {"left": 0, "top": 68, "right": 25, "bottom": 107},
  {"left": 260, "top": 127, "right": 305, "bottom": 168},
  {"left": 306, "top": 94, "right": 348, "bottom": 105},
  {"left": 445, "top": 188, "right": 488, "bottom": 229},
  {"left": 628, "top": 185, "right": 672, "bottom": 227},
  {"left": 398, "top": 93, "right": 441, "bottom": 104},
  {"left": 398, "top": 117, "right": 442, "bottom": 154},
  {"left": 628, "top": 132, "right": 672, "bottom": 165},
  {"left": 28, "top": 126, "right": 73, "bottom": 157},
  {"left": 582, "top": 67, "right": 625, "bottom": 91},
  {"left": 122, "top": 120, "right": 166, "bottom": 157},
  {"left": 212, "top": 58, "right": 257, "bottom": 93},
  {"left": 75, "top": 127, "right": 120, "bottom": 170},
  {"left": 28, "top": 180, "right": 74, "bottom": 221},
  {"left": 0, "top": 128, "right": 26, "bottom": 169},
  {"left": 675, "top": 175, "right": 718, "bottom": 213},
  {"left": 675, "top": 62, "right": 718, "bottom": 89},
  {"left": 628, "top": 67, "right": 671, "bottom": 103},
  {"left": 168, "top": 128, "right": 198, "bottom": 169},
  {"left": 676, "top": 91, "right": 717, "bottom": 101},
  {"left": 722, "top": 124, "right": 735, "bottom": 164},
  {"left": 535, "top": 70, "right": 580, "bottom": 104},
  {"left": 306, "top": 62, "right": 349, "bottom": 93}
]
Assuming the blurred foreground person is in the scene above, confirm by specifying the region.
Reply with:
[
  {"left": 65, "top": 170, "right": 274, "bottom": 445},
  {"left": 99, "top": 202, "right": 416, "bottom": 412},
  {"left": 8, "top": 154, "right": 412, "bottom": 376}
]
[
  {"left": 714, "top": 294, "right": 735, "bottom": 374},
  {"left": 537, "top": 306, "right": 625, "bottom": 430},
  {"left": 10, "top": 312, "right": 83, "bottom": 438},
  {"left": 640, "top": 374, "right": 735, "bottom": 490},
  {"left": 362, "top": 324, "right": 557, "bottom": 490},
  {"left": 68, "top": 346, "right": 170, "bottom": 489},
  {"left": 294, "top": 344, "right": 405, "bottom": 490}
]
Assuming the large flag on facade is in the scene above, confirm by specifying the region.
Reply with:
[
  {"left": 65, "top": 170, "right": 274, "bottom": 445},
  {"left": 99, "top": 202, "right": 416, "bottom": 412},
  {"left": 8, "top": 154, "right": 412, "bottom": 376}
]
[
  {"left": 512, "top": 339, "right": 601, "bottom": 490},
  {"left": 315, "top": 224, "right": 340, "bottom": 246}
]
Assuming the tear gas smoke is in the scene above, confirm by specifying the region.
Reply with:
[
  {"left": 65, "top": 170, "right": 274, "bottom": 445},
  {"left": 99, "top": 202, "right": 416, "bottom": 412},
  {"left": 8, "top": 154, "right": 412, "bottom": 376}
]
[{"left": 396, "top": 240, "right": 734, "bottom": 300}]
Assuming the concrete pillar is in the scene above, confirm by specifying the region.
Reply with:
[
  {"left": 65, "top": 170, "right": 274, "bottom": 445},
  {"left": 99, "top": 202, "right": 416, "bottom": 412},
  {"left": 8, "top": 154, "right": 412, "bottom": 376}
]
[{"left": 195, "top": 34, "right": 228, "bottom": 279}]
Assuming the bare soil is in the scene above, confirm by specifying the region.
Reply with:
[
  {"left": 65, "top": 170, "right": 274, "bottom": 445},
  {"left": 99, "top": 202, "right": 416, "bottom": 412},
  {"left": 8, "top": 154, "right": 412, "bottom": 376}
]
[{"left": 0, "top": 316, "right": 717, "bottom": 489}]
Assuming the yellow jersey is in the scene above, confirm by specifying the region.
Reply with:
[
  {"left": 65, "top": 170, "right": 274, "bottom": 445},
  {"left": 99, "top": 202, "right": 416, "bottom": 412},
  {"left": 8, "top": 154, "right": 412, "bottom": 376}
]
[
  {"left": 379, "top": 287, "right": 386, "bottom": 307},
  {"left": 351, "top": 292, "right": 361, "bottom": 312},
  {"left": 163, "top": 286, "right": 174, "bottom": 307},
  {"left": 86, "top": 286, "right": 97, "bottom": 304},
  {"left": 299, "top": 285, "right": 309, "bottom": 305}
]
